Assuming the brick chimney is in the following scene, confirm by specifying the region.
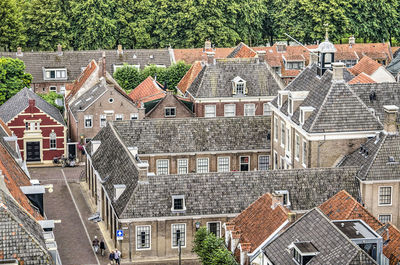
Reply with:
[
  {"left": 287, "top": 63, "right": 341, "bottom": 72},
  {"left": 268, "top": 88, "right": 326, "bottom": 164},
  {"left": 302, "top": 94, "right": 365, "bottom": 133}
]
[
  {"left": 99, "top": 52, "right": 106, "bottom": 78},
  {"left": 332, "top": 62, "right": 345, "bottom": 82},
  {"left": 204, "top": 40, "right": 212, "bottom": 50},
  {"left": 206, "top": 52, "right": 215, "bottom": 65},
  {"left": 16, "top": 47, "right": 23, "bottom": 57},
  {"left": 117, "top": 44, "right": 123, "bottom": 56},
  {"left": 383, "top": 105, "right": 399, "bottom": 134},
  {"left": 57, "top": 44, "right": 63, "bottom": 56},
  {"left": 257, "top": 50, "right": 266, "bottom": 63},
  {"left": 137, "top": 161, "right": 149, "bottom": 183},
  {"left": 29, "top": 99, "right": 35, "bottom": 107}
]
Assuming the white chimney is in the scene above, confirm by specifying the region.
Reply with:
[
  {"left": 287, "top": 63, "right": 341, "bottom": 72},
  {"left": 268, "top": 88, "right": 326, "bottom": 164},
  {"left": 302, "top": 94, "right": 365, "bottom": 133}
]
[
  {"left": 16, "top": 47, "right": 23, "bottom": 57},
  {"left": 114, "top": 184, "right": 126, "bottom": 200},
  {"left": 349, "top": 35, "right": 355, "bottom": 46},
  {"left": 256, "top": 50, "right": 266, "bottom": 63},
  {"left": 117, "top": 44, "right": 123, "bottom": 55},
  {"left": 91, "top": 140, "right": 101, "bottom": 155},
  {"left": 383, "top": 105, "right": 399, "bottom": 134},
  {"left": 204, "top": 40, "right": 212, "bottom": 50},
  {"left": 332, "top": 62, "right": 345, "bottom": 82}
]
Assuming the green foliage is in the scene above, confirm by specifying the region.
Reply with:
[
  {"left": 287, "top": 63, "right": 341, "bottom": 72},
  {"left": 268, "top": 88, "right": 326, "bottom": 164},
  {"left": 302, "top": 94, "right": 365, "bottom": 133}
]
[
  {"left": 193, "top": 227, "right": 237, "bottom": 265},
  {"left": 23, "top": 0, "right": 70, "bottom": 51},
  {"left": 0, "top": 58, "right": 32, "bottom": 105},
  {"left": 0, "top": 0, "right": 26, "bottom": 51},
  {"left": 38, "top": 92, "right": 64, "bottom": 113},
  {"left": 114, "top": 61, "right": 191, "bottom": 93}
]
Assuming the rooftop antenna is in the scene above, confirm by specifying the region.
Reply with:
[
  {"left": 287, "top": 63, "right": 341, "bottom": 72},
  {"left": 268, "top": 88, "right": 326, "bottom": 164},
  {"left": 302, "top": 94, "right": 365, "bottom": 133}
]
[{"left": 284, "top": 33, "right": 319, "bottom": 58}]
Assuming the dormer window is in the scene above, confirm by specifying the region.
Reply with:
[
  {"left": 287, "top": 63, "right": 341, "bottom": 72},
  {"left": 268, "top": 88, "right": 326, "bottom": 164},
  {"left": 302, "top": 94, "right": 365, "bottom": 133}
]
[
  {"left": 172, "top": 195, "right": 186, "bottom": 212},
  {"left": 299, "top": 106, "right": 315, "bottom": 125},
  {"left": 290, "top": 242, "right": 319, "bottom": 265},
  {"left": 232, "top": 76, "right": 247, "bottom": 95},
  {"left": 277, "top": 91, "right": 289, "bottom": 109},
  {"left": 288, "top": 97, "right": 293, "bottom": 115},
  {"left": 274, "top": 190, "right": 290, "bottom": 206},
  {"left": 44, "top": 68, "right": 67, "bottom": 80}
]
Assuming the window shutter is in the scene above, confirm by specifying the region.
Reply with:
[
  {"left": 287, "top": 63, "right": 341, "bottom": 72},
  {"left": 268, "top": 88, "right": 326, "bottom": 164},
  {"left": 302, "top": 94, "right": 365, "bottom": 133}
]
[
  {"left": 232, "top": 83, "right": 237, "bottom": 95},
  {"left": 244, "top": 84, "right": 248, "bottom": 95}
]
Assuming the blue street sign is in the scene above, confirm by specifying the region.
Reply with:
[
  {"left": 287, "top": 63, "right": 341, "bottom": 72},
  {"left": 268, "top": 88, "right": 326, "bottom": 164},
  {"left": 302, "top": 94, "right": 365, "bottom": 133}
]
[{"left": 116, "top": 230, "right": 123, "bottom": 240}]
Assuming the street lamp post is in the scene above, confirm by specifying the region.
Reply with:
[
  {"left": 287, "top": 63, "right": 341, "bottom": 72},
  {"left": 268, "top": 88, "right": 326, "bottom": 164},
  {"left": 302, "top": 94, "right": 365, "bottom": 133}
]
[{"left": 178, "top": 239, "right": 182, "bottom": 265}]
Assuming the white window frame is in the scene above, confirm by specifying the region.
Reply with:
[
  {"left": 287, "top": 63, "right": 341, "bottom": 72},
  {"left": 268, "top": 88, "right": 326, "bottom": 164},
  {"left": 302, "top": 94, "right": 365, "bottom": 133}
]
[
  {"left": 49, "top": 86, "right": 57, "bottom": 92},
  {"left": 224, "top": 104, "right": 236, "bottom": 117},
  {"left": 196, "top": 158, "right": 209, "bottom": 173},
  {"left": 84, "top": 115, "right": 93, "bottom": 128},
  {"left": 217, "top": 157, "right": 230, "bottom": 172},
  {"left": 239, "top": 156, "right": 250, "bottom": 171},
  {"left": 263, "top": 103, "right": 271, "bottom": 116},
  {"left": 177, "top": 159, "right": 188, "bottom": 174},
  {"left": 378, "top": 186, "right": 393, "bottom": 206},
  {"left": 130, "top": 113, "right": 139, "bottom": 120},
  {"left": 281, "top": 121, "right": 285, "bottom": 148},
  {"left": 274, "top": 151, "right": 278, "bottom": 170},
  {"left": 295, "top": 133, "right": 300, "bottom": 161},
  {"left": 244, "top": 103, "right": 255, "bottom": 116},
  {"left": 302, "top": 140, "right": 307, "bottom": 168},
  {"left": 156, "top": 159, "right": 169, "bottom": 175},
  {"left": 258, "top": 155, "right": 270, "bottom": 170},
  {"left": 275, "top": 190, "right": 291, "bottom": 206},
  {"left": 300, "top": 109, "right": 305, "bottom": 125},
  {"left": 49, "top": 132, "right": 57, "bottom": 150},
  {"left": 280, "top": 156, "right": 285, "bottom": 169},
  {"left": 165, "top": 107, "right": 176, "bottom": 117},
  {"left": 378, "top": 214, "right": 392, "bottom": 223},
  {"left": 171, "top": 223, "right": 186, "bottom": 248},
  {"left": 288, "top": 97, "right": 293, "bottom": 115},
  {"left": 207, "top": 221, "right": 222, "bottom": 237},
  {"left": 274, "top": 117, "right": 278, "bottom": 142},
  {"left": 100, "top": 114, "right": 107, "bottom": 128},
  {"left": 44, "top": 68, "right": 67, "bottom": 81},
  {"left": 135, "top": 225, "right": 151, "bottom": 250},
  {"left": 204, "top": 105, "right": 216, "bottom": 117},
  {"left": 286, "top": 128, "right": 291, "bottom": 154},
  {"left": 171, "top": 195, "right": 186, "bottom": 212},
  {"left": 115, "top": 114, "right": 124, "bottom": 121}
]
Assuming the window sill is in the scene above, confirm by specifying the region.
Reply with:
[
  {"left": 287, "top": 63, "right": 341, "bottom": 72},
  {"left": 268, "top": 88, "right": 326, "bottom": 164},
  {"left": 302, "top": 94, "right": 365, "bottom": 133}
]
[
  {"left": 136, "top": 247, "right": 151, "bottom": 251},
  {"left": 171, "top": 208, "right": 186, "bottom": 213},
  {"left": 378, "top": 204, "right": 392, "bottom": 207}
]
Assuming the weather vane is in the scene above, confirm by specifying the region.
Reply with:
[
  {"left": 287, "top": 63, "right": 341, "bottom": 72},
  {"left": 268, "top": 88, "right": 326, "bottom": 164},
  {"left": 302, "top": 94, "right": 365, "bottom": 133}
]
[{"left": 324, "top": 23, "right": 329, "bottom": 41}]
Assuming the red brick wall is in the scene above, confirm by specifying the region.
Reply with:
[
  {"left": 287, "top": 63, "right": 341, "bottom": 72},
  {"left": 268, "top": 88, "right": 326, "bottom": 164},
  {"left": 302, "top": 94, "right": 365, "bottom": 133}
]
[{"left": 195, "top": 101, "right": 268, "bottom": 117}]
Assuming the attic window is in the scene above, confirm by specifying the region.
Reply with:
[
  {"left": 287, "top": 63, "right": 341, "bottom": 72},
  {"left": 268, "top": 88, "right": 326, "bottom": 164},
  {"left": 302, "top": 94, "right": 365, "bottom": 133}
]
[
  {"left": 232, "top": 76, "right": 247, "bottom": 95},
  {"left": 299, "top": 107, "right": 315, "bottom": 125},
  {"left": 274, "top": 190, "right": 290, "bottom": 206},
  {"left": 291, "top": 242, "right": 319, "bottom": 265},
  {"left": 171, "top": 195, "right": 186, "bottom": 212},
  {"left": 388, "top": 156, "right": 397, "bottom": 164}
]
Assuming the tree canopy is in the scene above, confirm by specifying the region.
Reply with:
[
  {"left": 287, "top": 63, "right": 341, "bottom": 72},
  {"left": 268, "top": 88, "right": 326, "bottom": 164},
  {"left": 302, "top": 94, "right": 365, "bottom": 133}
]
[
  {"left": 1, "top": 0, "right": 400, "bottom": 52},
  {"left": 0, "top": 57, "right": 32, "bottom": 105}
]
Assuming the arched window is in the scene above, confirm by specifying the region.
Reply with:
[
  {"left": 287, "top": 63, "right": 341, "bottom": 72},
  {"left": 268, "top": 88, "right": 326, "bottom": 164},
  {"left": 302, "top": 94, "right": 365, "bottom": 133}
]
[{"left": 50, "top": 132, "right": 56, "bottom": 149}]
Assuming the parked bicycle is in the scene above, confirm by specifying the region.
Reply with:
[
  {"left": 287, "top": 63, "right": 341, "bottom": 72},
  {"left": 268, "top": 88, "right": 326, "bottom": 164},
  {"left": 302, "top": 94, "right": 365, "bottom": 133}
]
[{"left": 53, "top": 154, "right": 76, "bottom": 167}]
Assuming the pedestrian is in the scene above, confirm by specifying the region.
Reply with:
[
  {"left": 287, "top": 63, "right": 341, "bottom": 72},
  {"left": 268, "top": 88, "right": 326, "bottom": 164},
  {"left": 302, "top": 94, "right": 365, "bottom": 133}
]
[
  {"left": 114, "top": 249, "right": 121, "bottom": 265},
  {"left": 100, "top": 239, "right": 106, "bottom": 256},
  {"left": 92, "top": 236, "right": 99, "bottom": 253},
  {"left": 108, "top": 250, "right": 115, "bottom": 264}
]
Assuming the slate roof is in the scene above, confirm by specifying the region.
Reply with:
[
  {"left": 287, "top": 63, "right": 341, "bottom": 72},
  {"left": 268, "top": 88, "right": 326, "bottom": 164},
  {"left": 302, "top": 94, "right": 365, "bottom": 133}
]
[
  {"left": 0, "top": 190, "right": 54, "bottom": 264},
  {"left": 111, "top": 116, "right": 271, "bottom": 154},
  {"left": 350, "top": 82, "right": 400, "bottom": 122},
  {"left": 65, "top": 59, "right": 98, "bottom": 101},
  {"left": 0, "top": 88, "right": 65, "bottom": 125},
  {"left": 176, "top": 61, "right": 204, "bottom": 94},
  {"left": 0, "top": 49, "right": 172, "bottom": 83},
  {"left": 271, "top": 65, "right": 383, "bottom": 133},
  {"left": 128, "top": 76, "right": 165, "bottom": 106},
  {"left": 349, "top": 56, "right": 382, "bottom": 76},
  {"left": 0, "top": 119, "right": 19, "bottom": 159},
  {"left": 263, "top": 208, "right": 377, "bottom": 265},
  {"left": 227, "top": 42, "right": 257, "bottom": 58},
  {"left": 386, "top": 52, "right": 400, "bottom": 76},
  {"left": 173, "top": 47, "right": 234, "bottom": 64},
  {"left": 69, "top": 82, "right": 108, "bottom": 118},
  {"left": 348, "top": 72, "right": 376, "bottom": 84},
  {"left": 145, "top": 92, "right": 194, "bottom": 117},
  {"left": 320, "top": 190, "right": 400, "bottom": 265},
  {"left": 226, "top": 193, "right": 289, "bottom": 253},
  {"left": 187, "top": 58, "right": 283, "bottom": 98},
  {"left": 339, "top": 133, "right": 400, "bottom": 181}
]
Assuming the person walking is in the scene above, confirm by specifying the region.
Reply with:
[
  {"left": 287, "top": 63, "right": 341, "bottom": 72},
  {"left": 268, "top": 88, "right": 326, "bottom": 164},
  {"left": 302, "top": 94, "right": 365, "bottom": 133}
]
[
  {"left": 114, "top": 249, "right": 121, "bottom": 265},
  {"left": 92, "top": 236, "right": 99, "bottom": 254},
  {"left": 108, "top": 250, "right": 115, "bottom": 264},
  {"left": 100, "top": 239, "right": 106, "bottom": 256}
]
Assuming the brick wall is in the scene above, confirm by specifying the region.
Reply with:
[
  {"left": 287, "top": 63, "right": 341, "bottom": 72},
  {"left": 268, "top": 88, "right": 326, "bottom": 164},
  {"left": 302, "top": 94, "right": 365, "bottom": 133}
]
[
  {"left": 146, "top": 93, "right": 194, "bottom": 119},
  {"left": 195, "top": 100, "right": 269, "bottom": 117}
]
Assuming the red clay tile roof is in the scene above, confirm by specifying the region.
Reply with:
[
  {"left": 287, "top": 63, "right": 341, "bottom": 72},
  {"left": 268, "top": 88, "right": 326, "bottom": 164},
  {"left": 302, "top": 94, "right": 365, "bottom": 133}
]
[
  {"left": 177, "top": 61, "right": 204, "bottom": 94},
  {"left": 226, "top": 193, "right": 289, "bottom": 253},
  {"left": 348, "top": 72, "right": 376, "bottom": 84},
  {"left": 349, "top": 56, "right": 382, "bottom": 76},
  {"left": 229, "top": 42, "right": 257, "bottom": 58},
  {"left": 320, "top": 190, "right": 400, "bottom": 265},
  {"left": 0, "top": 142, "right": 43, "bottom": 221},
  {"left": 66, "top": 60, "right": 98, "bottom": 102},
  {"left": 174, "top": 48, "right": 234, "bottom": 64},
  {"left": 0, "top": 118, "right": 12, "bottom": 136},
  {"left": 284, "top": 54, "right": 305, "bottom": 61},
  {"left": 128, "top": 76, "right": 165, "bottom": 106},
  {"left": 336, "top": 51, "right": 359, "bottom": 61}
]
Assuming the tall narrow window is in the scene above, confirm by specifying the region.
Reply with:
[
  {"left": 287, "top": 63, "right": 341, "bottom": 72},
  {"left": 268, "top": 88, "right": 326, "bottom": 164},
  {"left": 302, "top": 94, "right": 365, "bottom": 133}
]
[
  {"left": 84, "top": 115, "right": 93, "bottom": 128},
  {"left": 218, "top": 157, "right": 230, "bottom": 172},
  {"left": 224, "top": 104, "right": 236, "bottom": 117},
  {"left": 286, "top": 128, "right": 291, "bottom": 153},
  {"left": 207, "top": 222, "right": 221, "bottom": 237},
  {"left": 177, "top": 159, "right": 188, "bottom": 174},
  {"left": 100, "top": 114, "right": 106, "bottom": 127},
  {"left": 172, "top": 224, "right": 186, "bottom": 247},
  {"left": 240, "top": 156, "right": 250, "bottom": 171},
  {"left": 263, "top": 103, "right": 271, "bottom": 115},
  {"left": 302, "top": 140, "right": 307, "bottom": 167},
  {"left": 295, "top": 134, "right": 300, "bottom": 160},
  {"left": 204, "top": 105, "right": 216, "bottom": 117},
  {"left": 281, "top": 122, "right": 285, "bottom": 147},
  {"left": 274, "top": 151, "right": 278, "bottom": 169},
  {"left": 379, "top": 187, "right": 392, "bottom": 206},
  {"left": 274, "top": 117, "right": 278, "bottom": 142},
  {"left": 258, "top": 155, "right": 269, "bottom": 170},
  {"left": 156, "top": 159, "right": 169, "bottom": 175},
  {"left": 136, "top": 226, "right": 151, "bottom": 250},
  {"left": 197, "top": 158, "right": 209, "bottom": 173},
  {"left": 50, "top": 132, "right": 57, "bottom": 149}
]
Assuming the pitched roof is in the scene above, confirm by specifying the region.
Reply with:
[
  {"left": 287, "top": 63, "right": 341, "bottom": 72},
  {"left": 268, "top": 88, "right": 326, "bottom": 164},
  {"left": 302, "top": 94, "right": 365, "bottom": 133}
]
[
  {"left": 348, "top": 72, "right": 376, "bottom": 84},
  {"left": 349, "top": 56, "right": 382, "bottom": 76},
  {"left": 173, "top": 47, "right": 234, "bottom": 64},
  {"left": 386, "top": 51, "right": 400, "bottom": 76},
  {"left": 0, "top": 190, "right": 54, "bottom": 263},
  {"left": 69, "top": 82, "right": 108, "bottom": 118},
  {"left": 263, "top": 208, "right": 378, "bottom": 265},
  {"left": 0, "top": 49, "right": 172, "bottom": 83},
  {"left": 145, "top": 92, "right": 194, "bottom": 117},
  {"left": 110, "top": 116, "right": 271, "bottom": 154},
  {"left": 339, "top": 133, "right": 400, "bottom": 181},
  {"left": 0, "top": 119, "right": 19, "bottom": 159},
  {"left": 65, "top": 59, "right": 98, "bottom": 102},
  {"left": 227, "top": 42, "right": 257, "bottom": 58},
  {"left": 176, "top": 61, "right": 204, "bottom": 94},
  {"left": 187, "top": 58, "right": 283, "bottom": 98},
  {"left": 320, "top": 190, "right": 400, "bottom": 265},
  {"left": 0, "top": 88, "right": 65, "bottom": 125},
  {"left": 128, "top": 76, "right": 165, "bottom": 106},
  {"left": 271, "top": 65, "right": 383, "bottom": 133},
  {"left": 226, "top": 193, "right": 289, "bottom": 253}
]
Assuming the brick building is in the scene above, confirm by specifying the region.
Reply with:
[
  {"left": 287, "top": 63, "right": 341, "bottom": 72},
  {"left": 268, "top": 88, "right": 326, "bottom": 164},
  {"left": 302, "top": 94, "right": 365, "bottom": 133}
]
[
  {"left": 269, "top": 63, "right": 383, "bottom": 170},
  {"left": 186, "top": 55, "right": 284, "bottom": 117},
  {"left": 0, "top": 88, "right": 67, "bottom": 165},
  {"left": 0, "top": 45, "right": 173, "bottom": 94},
  {"left": 83, "top": 123, "right": 360, "bottom": 263},
  {"left": 145, "top": 91, "right": 194, "bottom": 119}
]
